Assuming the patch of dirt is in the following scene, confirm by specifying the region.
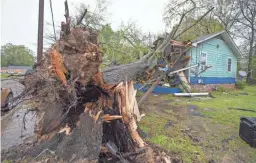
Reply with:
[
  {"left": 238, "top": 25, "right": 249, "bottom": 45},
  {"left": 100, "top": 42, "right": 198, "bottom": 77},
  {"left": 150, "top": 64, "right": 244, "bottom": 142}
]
[{"left": 150, "top": 143, "right": 182, "bottom": 163}]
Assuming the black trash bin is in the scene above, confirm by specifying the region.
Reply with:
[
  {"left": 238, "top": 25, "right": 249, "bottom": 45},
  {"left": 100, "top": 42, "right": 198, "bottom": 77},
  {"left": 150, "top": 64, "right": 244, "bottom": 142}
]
[{"left": 239, "top": 117, "right": 256, "bottom": 148}]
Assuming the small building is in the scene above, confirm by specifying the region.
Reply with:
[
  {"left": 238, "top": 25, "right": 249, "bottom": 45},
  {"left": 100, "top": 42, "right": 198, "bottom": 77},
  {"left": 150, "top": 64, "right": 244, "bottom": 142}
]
[
  {"left": 187, "top": 31, "right": 243, "bottom": 91},
  {"left": 1, "top": 67, "right": 8, "bottom": 73},
  {"left": 7, "top": 66, "right": 32, "bottom": 74}
]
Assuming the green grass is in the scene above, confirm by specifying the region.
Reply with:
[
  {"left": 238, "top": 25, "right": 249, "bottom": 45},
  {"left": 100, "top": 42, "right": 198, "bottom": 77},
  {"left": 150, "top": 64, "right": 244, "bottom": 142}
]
[
  {"left": 190, "top": 86, "right": 256, "bottom": 128},
  {"left": 2, "top": 160, "right": 12, "bottom": 163},
  {"left": 1, "top": 73, "right": 9, "bottom": 79},
  {"left": 139, "top": 114, "right": 206, "bottom": 162},
  {"left": 138, "top": 85, "right": 256, "bottom": 162}
]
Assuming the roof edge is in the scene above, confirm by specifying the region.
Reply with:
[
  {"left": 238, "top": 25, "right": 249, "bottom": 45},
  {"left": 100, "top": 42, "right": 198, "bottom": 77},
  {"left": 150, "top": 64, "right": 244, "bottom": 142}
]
[
  {"left": 192, "top": 31, "right": 243, "bottom": 58},
  {"left": 192, "top": 31, "right": 225, "bottom": 45},
  {"left": 222, "top": 31, "right": 244, "bottom": 58}
]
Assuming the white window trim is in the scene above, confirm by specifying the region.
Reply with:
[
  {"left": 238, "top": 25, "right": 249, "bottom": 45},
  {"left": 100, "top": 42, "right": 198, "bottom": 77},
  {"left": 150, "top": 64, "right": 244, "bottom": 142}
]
[
  {"left": 228, "top": 57, "right": 232, "bottom": 72},
  {"left": 200, "top": 52, "right": 207, "bottom": 70}
]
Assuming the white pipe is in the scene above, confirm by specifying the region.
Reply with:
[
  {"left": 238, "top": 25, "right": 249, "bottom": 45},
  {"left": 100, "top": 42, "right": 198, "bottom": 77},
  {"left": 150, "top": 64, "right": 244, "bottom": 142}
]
[{"left": 173, "top": 93, "right": 209, "bottom": 97}]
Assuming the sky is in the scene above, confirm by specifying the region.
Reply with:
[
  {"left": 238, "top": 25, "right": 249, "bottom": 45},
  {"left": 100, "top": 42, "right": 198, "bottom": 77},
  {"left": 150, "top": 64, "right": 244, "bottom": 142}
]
[{"left": 1, "top": 0, "right": 168, "bottom": 54}]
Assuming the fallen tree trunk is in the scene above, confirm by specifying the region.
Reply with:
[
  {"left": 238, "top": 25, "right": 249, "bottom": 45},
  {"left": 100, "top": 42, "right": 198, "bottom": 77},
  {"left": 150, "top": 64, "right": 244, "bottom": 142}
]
[
  {"left": 30, "top": 111, "right": 103, "bottom": 162},
  {"left": 102, "top": 60, "right": 150, "bottom": 84}
]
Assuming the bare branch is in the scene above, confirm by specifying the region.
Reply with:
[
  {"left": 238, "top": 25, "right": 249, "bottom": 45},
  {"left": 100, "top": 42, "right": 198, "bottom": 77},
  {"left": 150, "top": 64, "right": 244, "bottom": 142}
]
[
  {"left": 239, "top": 0, "right": 253, "bottom": 24},
  {"left": 174, "top": 7, "right": 214, "bottom": 39},
  {"left": 123, "top": 35, "right": 137, "bottom": 48}
]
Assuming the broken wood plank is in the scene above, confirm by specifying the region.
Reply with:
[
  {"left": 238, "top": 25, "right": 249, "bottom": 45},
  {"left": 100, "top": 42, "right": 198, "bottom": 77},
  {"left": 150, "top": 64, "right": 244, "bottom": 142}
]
[
  {"left": 102, "top": 114, "right": 122, "bottom": 121},
  {"left": 138, "top": 79, "right": 160, "bottom": 106}
]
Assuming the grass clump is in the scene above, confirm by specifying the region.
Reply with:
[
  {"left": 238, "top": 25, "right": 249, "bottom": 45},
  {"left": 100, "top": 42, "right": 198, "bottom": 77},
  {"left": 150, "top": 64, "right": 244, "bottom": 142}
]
[
  {"left": 2, "top": 160, "right": 12, "bottom": 163},
  {"left": 190, "top": 86, "right": 256, "bottom": 127},
  {"left": 1, "top": 73, "right": 9, "bottom": 79},
  {"left": 235, "top": 80, "right": 247, "bottom": 89}
]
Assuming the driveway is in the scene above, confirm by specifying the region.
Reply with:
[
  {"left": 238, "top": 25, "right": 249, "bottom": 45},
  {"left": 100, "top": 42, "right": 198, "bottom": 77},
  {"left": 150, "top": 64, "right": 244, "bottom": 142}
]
[
  {"left": 1, "top": 78, "right": 36, "bottom": 151},
  {"left": 1, "top": 78, "right": 25, "bottom": 97}
]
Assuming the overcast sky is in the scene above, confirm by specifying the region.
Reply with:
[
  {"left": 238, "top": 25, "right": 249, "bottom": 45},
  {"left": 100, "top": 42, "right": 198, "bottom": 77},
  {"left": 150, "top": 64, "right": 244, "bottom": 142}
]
[{"left": 1, "top": 0, "right": 168, "bottom": 54}]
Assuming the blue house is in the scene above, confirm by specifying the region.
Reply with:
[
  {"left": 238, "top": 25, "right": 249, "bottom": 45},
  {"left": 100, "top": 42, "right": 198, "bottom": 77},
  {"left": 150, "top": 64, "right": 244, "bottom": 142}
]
[{"left": 187, "top": 31, "right": 243, "bottom": 90}]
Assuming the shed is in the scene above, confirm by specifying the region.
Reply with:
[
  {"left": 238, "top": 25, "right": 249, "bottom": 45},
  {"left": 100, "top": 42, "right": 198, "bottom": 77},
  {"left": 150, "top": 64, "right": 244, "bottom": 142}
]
[{"left": 8, "top": 66, "right": 32, "bottom": 74}]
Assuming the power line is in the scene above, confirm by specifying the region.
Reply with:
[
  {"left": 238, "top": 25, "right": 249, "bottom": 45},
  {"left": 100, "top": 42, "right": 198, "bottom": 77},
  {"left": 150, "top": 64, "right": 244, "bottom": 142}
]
[{"left": 49, "top": 0, "right": 57, "bottom": 40}]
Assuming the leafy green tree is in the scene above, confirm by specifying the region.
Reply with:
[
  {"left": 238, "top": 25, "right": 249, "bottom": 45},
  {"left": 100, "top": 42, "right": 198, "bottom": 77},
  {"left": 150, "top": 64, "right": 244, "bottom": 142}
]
[
  {"left": 99, "top": 23, "right": 149, "bottom": 66},
  {"left": 171, "top": 17, "right": 224, "bottom": 41},
  {"left": 1, "top": 43, "right": 35, "bottom": 67}
]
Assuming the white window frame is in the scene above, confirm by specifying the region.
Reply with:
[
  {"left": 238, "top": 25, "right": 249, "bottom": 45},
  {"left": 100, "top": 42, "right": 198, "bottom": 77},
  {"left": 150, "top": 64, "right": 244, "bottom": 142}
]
[
  {"left": 200, "top": 52, "right": 207, "bottom": 71},
  {"left": 228, "top": 58, "right": 232, "bottom": 72}
]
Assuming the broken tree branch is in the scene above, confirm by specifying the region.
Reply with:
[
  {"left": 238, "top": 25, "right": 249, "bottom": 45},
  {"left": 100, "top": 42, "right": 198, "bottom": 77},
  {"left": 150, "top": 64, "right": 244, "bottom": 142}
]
[
  {"left": 171, "top": 0, "right": 196, "bottom": 38},
  {"left": 76, "top": 8, "right": 88, "bottom": 25},
  {"left": 174, "top": 7, "right": 214, "bottom": 39},
  {"left": 138, "top": 78, "right": 160, "bottom": 106}
]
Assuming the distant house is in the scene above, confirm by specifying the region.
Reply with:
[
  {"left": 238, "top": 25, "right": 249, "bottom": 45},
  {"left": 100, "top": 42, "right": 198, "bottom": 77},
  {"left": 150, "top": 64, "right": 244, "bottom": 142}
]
[
  {"left": 6, "top": 66, "right": 32, "bottom": 74},
  {"left": 187, "top": 31, "right": 243, "bottom": 90},
  {"left": 1, "top": 67, "right": 8, "bottom": 73}
]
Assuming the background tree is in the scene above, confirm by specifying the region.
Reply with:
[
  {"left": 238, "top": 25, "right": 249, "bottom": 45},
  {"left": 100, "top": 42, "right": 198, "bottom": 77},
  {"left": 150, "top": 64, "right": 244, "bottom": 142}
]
[
  {"left": 163, "top": 0, "right": 214, "bottom": 40},
  {"left": 204, "top": 0, "right": 240, "bottom": 31},
  {"left": 1, "top": 43, "right": 35, "bottom": 67},
  {"left": 236, "top": 0, "right": 256, "bottom": 82},
  {"left": 73, "top": 0, "right": 152, "bottom": 66},
  {"left": 171, "top": 17, "right": 224, "bottom": 41},
  {"left": 99, "top": 22, "right": 150, "bottom": 66},
  {"left": 163, "top": 0, "right": 198, "bottom": 31},
  {"left": 73, "top": 0, "right": 109, "bottom": 29}
]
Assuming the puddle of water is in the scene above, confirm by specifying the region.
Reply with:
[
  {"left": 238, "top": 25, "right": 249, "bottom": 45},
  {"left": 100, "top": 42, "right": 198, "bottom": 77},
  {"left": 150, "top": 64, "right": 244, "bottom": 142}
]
[{"left": 1, "top": 109, "right": 36, "bottom": 151}]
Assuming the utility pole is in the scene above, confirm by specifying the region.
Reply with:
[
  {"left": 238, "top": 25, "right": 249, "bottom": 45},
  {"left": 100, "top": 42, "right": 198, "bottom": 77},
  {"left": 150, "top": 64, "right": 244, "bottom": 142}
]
[{"left": 37, "top": 0, "right": 44, "bottom": 63}]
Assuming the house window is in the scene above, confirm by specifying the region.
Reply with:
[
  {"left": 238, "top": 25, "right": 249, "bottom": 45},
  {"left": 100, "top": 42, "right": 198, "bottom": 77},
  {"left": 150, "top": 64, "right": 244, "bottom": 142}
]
[
  {"left": 228, "top": 58, "right": 232, "bottom": 72},
  {"left": 200, "top": 52, "right": 207, "bottom": 70}
]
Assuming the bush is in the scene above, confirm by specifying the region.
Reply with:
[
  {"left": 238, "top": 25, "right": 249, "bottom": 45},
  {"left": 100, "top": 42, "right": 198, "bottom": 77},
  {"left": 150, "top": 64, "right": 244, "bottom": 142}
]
[
  {"left": 216, "top": 86, "right": 227, "bottom": 92},
  {"left": 235, "top": 80, "right": 247, "bottom": 89}
]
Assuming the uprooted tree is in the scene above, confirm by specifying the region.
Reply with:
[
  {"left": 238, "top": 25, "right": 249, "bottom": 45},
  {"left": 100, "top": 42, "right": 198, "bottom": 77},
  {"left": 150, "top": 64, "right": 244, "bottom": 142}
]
[{"left": 6, "top": 1, "right": 215, "bottom": 162}]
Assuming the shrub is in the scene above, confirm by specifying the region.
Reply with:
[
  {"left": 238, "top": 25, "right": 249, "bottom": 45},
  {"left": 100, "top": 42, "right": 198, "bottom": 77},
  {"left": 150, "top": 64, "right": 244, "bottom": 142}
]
[
  {"left": 216, "top": 86, "right": 227, "bottom": 92},
  {"left": 235, "top": 80, "right": 247, "bottom": 89}
]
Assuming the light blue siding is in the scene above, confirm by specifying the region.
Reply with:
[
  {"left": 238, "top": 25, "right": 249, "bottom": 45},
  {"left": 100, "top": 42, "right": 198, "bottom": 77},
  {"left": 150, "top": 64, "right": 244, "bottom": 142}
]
[{"left": 188, "top": 37, "right": 237, "bottom": 82}]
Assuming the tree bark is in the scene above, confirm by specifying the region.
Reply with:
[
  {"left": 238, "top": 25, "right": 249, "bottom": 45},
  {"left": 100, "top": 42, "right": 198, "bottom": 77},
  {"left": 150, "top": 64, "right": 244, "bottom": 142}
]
[
  {"left": 102, "top": 60, "right": 150, "bottom": 84},
  {"left": 247, "top": 24, "right": 255, "bottom": 82}
]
